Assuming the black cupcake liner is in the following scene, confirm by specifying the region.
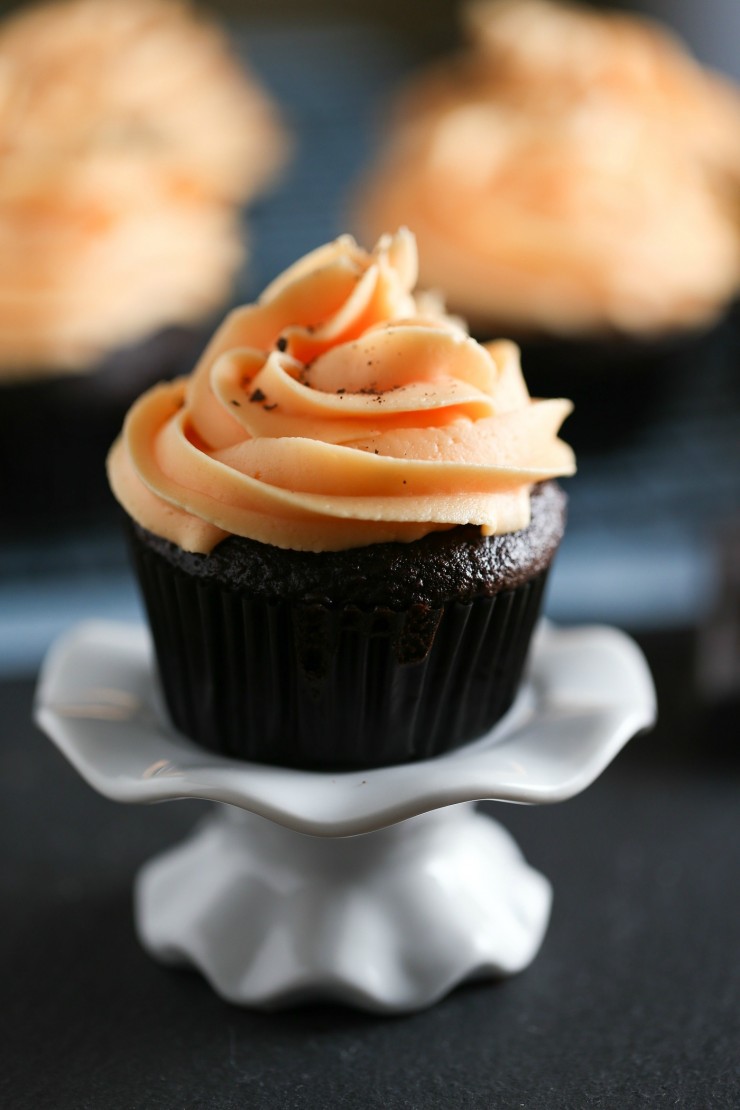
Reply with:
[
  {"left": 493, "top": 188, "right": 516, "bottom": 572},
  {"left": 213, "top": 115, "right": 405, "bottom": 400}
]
[
  {"left": 129, "top": 527, "right": 550, "bottom": 770},
  {"left": 0, "top": 323, "right": 210, "bottom": 537}
]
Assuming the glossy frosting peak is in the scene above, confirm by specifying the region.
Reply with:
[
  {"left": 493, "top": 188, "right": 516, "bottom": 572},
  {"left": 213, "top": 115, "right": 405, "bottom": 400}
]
[{"left": 108, "top": 231, "right": 575, "bottom": 553}]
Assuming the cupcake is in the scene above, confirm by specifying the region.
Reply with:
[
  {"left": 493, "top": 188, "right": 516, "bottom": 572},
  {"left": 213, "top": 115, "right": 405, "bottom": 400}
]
[
  {"left": 464, "top": 0, "right": 740, "bottom": 181},
  {"left": 108, "top": 229, "right": 575, "bottom": 769},
  {"left": 0, "top": 0, "right": 286, "bottom": 207},
  {"left": 353, "top": 0, "right": 740, "bottom": 446},
  {"left": 0, "top": 0, "right": 287, "bottom": 532}
]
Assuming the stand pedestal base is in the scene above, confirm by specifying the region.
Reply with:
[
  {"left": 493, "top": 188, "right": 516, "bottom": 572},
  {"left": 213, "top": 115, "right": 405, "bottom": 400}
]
[
  {"left": 135, "top": 803, "right": 551, "bottom": 1014},
  {"left": 37, "top": 619, "right": 656, "bottom": 1013}
]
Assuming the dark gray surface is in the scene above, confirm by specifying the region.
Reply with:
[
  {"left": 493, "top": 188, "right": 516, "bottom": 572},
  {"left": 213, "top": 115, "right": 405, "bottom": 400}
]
[{"left": 1, "top": 634, "right": 739, "bottom": 1109}]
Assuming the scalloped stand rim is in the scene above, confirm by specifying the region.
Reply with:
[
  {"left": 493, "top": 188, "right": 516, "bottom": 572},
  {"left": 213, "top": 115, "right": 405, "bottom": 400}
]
[{"left": 34, "top": 618, "right": 656, "bottom": 1014}]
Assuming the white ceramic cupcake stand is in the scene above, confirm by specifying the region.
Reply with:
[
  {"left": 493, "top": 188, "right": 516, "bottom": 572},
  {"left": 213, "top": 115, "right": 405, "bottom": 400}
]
[{"left": 35, "top": 620, "right": 655, "bottom": 1014}]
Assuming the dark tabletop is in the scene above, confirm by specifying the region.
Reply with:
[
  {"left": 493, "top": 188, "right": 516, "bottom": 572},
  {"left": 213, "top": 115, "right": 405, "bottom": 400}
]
[{"left": 1, "top": 630, "right": 738, "bottom": 1110}]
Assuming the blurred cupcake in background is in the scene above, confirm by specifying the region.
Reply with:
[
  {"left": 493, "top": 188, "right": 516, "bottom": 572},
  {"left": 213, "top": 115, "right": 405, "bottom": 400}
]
[
  {"left": 0, "top": 0, "right": 287, "bottom": 531},
  {"left": 464, "top": 0, "right": 740, "bottom": 180},
  {"left": 354, "top": 0, "right": 740, "bottom": 447}
]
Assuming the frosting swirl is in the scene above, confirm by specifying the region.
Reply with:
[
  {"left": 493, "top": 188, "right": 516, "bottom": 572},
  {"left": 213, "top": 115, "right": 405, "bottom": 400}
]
[
  {"left": 355, "top": 0, "right": 740, "bottom": 335},
  {"left": 0, "top": 0, "right": 287, "bottom": 374},
  {"left": 108, "top": 230, "right": 575, "bottom": 553},
  {"left": 0, "top": 152, "right": 243, "bottom": 375},
  {"left": 0, "top": 0, "right": 287, "bottom": 203},
  {"left": 465, "top": 0, "right": 740, "bottom": 180},
  {"left": 357, "top": 101, "right": 740, "bottom": 335}
]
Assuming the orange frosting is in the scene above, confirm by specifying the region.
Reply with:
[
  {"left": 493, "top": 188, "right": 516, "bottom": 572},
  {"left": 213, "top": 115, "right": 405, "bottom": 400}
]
[
  {"left": 108, "top": 230, "right": 575, "bottom": 553},
  {"left": 0, "top": 0, "right": 287, "bottom": 374},
  {"left": 465, "top": 0, "right": 740, "bottom": 179},
  {"left": 357, "top": 102, "right": 740, "bottom": 335},
  {"left": 0, "top": 153, "right": 243, "bottom": 375},
  {"left": 355, "top": 0, "right": 740, "bottom": 336},
  {"left": 0, "top": 0, "right": 286, "bottom": 203}
]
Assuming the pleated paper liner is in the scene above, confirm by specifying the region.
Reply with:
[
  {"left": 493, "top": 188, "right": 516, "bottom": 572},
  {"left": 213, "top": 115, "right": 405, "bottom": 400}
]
[{"left": 129, "top": 526, "right": 550, "bottom": 770}]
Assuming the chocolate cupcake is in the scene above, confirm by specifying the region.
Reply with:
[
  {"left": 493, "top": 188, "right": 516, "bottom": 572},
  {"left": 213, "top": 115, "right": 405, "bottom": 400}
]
[
  {"left": 127, "top": 481, "right": 563, "bottom": 768},
  {"left": 108, "top": 229, "right": 574, "bottom": 769},
  {"left": 0, "top": 0, "right": 287, "bottom": 532},
  {"left": 353, "top": 0, "right": 740, "bottom": 449}
]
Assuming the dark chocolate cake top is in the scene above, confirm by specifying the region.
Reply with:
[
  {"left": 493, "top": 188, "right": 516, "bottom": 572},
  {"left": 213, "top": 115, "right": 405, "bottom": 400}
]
[{"left": 133, "top": 480, "right": 565, "bottom": 608}]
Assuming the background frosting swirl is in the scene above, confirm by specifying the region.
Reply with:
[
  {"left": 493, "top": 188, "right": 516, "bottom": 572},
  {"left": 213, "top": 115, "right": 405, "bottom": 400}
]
[
  {"left": 0, "top": 0, "right": 287, "bottom": 374},
  {"left": 355, "top": 0, "right": 740, "bottom": 336},
  {"left": 108, "top": 230, "right": 575, "bottom": 553}
]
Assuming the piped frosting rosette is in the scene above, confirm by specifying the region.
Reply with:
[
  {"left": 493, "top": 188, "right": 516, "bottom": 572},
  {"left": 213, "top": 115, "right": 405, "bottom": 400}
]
[
  {"left": 0, "top": 0, "right": 287, "bottom": 204},
  {"left": 465, "top": 0, "right": 740, "bottom": 182},
  {"left": 109, "top": 230, "right": 575, "bottom": 553},
  {"left": 354, "top": 0, "right": 740, "bottom": 335},
  {"left": 0, "top": 152, "right": 243, "bottom": 375},
  {"left": 0, "top": 0, "right": 288, "bottom": 375},
  {"left": 357, "top": 102, "right": 740, "bottom": 334}
]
